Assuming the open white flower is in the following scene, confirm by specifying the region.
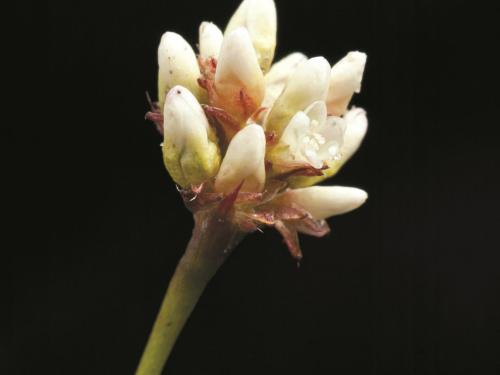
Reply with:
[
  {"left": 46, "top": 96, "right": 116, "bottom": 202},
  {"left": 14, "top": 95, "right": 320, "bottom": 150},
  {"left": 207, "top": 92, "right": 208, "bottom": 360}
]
[
  {"left": 140, "top": 1, "right": 371, "bottom": 372},
  {"left": 278, "top": 101, "right": 345, "bottom": 169},
  {"left": 288, "top": 106, "right": 368, "bottom": 187}
]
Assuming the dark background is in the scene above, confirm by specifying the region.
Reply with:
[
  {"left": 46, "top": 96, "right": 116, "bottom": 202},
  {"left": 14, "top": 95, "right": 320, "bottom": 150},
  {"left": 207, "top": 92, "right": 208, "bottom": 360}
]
[{"left": 10, "top": 0, "right": 500, "bottom": 374}]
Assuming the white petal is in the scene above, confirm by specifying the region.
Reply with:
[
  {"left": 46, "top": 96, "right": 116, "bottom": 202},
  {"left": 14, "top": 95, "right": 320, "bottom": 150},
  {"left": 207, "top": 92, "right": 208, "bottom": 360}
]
[
  {"left": 278, "top": 109, "right": 328, "bottom": 168},
  {"left": 262, "top": 53, "right": 308, "bottom": 108},
  {"left": 216, "top": 27, "right": 263, "bottom": 90},
  {"left": 157, "top": 32, "right": 203, "bottom": 108},
  {"left": 214, "top": 27, "right": 265, "bottom": 119},
  {"left": 280, "top": 111, "right": 310, "bottom": 150},
  {"left": 265, "top": 52, "right": 308, "bottom": 86},
  {"left": 215, "top": 124, "right": 266, "bottom": 194},
  {"left": 327, "top": 51, "right": 367, "bottom": 116},
  {"left": 316, "top": 116, "right": 346, "bottom": 160},
  {"left": 199, "top": 22, "right": 223, "bottom": 59},
  {"left": 163, "top": 86, "right": 211, "bottom": 150},
  {"left": 285, "top": 186, "right": 368, "bottom": 220},
  {"left": 304, "top": 101, "right": 327, "bottom": 127},
  {"left": 261, "top": 83, "right": 284, "bottom": 109},
  {"left": 265, "top": 57, "right": 331, "bottom": 137},
  {"left": 225, "top": 0, "right": 277, "bottom": 72},
  {"left": 340, "top": 107, "right": 368, "bottom": 162}
]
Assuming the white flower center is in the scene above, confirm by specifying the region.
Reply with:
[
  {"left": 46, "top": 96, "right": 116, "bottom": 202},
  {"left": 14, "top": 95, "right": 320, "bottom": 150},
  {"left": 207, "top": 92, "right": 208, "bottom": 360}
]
[{"left": 280, "top": 102, "right": 346, "bottom": 169}]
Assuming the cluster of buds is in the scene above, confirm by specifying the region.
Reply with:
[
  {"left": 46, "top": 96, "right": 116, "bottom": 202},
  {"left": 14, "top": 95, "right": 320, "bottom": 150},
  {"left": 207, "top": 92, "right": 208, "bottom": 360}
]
[{"left": 146, "top": 0, "right": 369, "bottom": 261}]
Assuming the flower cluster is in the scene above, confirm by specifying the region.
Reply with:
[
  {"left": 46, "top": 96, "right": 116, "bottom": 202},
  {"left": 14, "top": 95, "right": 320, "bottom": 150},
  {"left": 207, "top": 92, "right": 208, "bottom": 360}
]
[{"left": 147, "top": 0, "right": 368, "bottom": 260}]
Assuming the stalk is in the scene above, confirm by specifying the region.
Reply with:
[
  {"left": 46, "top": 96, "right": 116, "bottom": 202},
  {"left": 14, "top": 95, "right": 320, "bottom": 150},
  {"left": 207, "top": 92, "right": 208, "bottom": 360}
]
[{"left": 135, "top": 209, "right": 244, "bottom": 375}]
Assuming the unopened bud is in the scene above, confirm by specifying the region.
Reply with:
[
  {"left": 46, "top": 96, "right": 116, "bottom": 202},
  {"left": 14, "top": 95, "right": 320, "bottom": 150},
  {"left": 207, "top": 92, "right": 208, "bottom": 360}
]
[
  {"left": 214, "top": 124, "right": 266, "bottom": 194},
  {"left": 262, "top": 52, "right": 307, "bottom": 108},
  {"left": 199, "top": 22, "right": 224, "bottom": 59},
  {"left": 225, "top": 0, "right": 277, "bottom": 72},
  {"left": 157, "top": 32, "right": 205, "bottom": 109},
  {"left": 162, "top": 86, "right": 221, "bottom": 188},
  {"left": 284, "top": 186, "right": 368, "bottom": 220},
  {"left": 327, "top": 51, "right": 367, "bottom": 116},
  {"left": 214, "top": 27, "right": 265, "bottom": 123}
]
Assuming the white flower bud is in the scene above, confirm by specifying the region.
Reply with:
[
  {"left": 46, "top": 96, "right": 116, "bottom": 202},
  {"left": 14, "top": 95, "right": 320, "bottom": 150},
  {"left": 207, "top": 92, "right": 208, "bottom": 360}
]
[
  {"left": 162, "top": 86, "right": 220, "bottom": 188},
  {"left": 225, "top": 0, "right": 277, "bottom": 72},
  {"left": 157, "top": 32, "right": 205, "bottom": 109},
  {"left": 264, "top": 57, "right": 331, "bottom": 137},
  {"left": 215, "top": 124, "right": 266, "bottom": 194},
  {"left": 287, "top": 107, "right": 367, "bottom": 188},
  {"left": 199, "top": 22, "right": 224, "bottom": 59},
  {"left": 265, "top": 52, "right": 308, "bottom": 86},
  {"left": 284, "top": 186, "right": 368, "bottom": 220},
  {"left": 327, "top": 51, "right": 367, "bottom": 116},
  {"left": 262, "top": 52, "right": 307, "bottom": 108},
  {"left": 214, "top": 27, "right": 265, "bottom": 122}
]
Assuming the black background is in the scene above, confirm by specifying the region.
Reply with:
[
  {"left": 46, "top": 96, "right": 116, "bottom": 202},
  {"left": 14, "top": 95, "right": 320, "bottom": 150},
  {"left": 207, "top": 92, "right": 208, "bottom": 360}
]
[{"left": 10, "top": 0, "right": 500, "bottom": 374}]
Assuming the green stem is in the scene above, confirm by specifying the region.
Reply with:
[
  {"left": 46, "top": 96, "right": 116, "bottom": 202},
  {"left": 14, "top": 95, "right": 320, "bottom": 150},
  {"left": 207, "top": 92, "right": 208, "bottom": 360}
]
[{"left": 136, "top": 210, "right": 244, "bottom": 375}]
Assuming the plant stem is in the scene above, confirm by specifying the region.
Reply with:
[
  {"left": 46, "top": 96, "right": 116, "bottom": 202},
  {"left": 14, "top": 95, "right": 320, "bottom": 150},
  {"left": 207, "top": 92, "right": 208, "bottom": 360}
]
[{"left": 136, "top": 210, "right": 244, "bottom": 375}]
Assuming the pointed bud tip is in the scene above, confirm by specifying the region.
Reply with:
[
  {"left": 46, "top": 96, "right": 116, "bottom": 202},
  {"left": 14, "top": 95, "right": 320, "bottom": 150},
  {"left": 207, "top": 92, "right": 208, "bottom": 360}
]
[
  {"left": 264, "top": 52, "right": 308, "bottom": 86},
  {"left": 158, "top": 31, "right": 182, "bottom": 47},
  {"left": 216, "top": 27, "right": 262, "bottom": 80},
  {"left": 164, "top": 85, "right": 203, "bottom": 114},
  {"left": 300, "top": 56, "right": 332, "bottom": 84},
  {"left": 347, "top": 187, "right": 368, "bottom": 206},
  {"left": 224, "top": 26, "right": 252, "bottom": 46},
  {"left": 347, "top": 51, "right": 367, "bottom": 64},
  {"left": 158, "top": 32, "right": 196, "bottom": 61}
]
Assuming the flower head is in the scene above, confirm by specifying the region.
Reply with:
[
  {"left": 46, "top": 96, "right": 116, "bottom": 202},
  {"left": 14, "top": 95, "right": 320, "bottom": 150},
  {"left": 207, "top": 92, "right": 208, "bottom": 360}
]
[{"left": 147, "top": 0, "right": 369, "bottom": 259}]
